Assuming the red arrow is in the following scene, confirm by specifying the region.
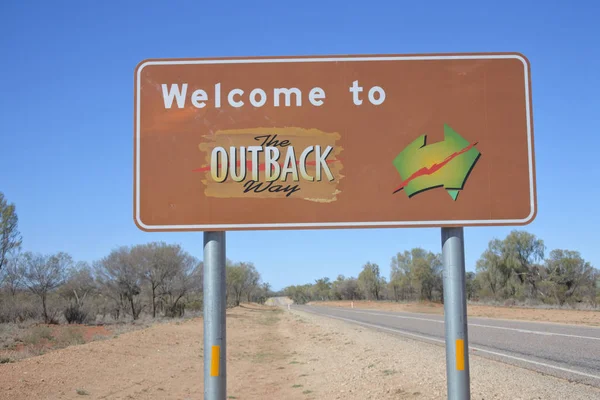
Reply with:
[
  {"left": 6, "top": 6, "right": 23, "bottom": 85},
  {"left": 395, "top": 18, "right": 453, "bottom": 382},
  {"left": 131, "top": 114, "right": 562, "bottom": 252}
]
[{"left": 393, "top": 142, "right": 478, "bottom": 194}]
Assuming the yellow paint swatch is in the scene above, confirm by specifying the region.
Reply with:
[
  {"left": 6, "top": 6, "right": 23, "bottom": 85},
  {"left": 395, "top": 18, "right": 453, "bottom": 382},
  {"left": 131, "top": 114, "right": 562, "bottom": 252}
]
[
  {"left": 455, "top": 339, "right": 465, "bottom": 371},
  {"left": 210, "top": 345, "right": 220, "bottom": 376}
]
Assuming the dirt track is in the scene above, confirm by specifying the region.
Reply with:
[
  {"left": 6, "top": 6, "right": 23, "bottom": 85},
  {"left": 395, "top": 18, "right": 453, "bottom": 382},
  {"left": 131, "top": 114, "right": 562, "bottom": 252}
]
[
  {"left": 0, "top": 304, "right": 337, "bottom": 400},
  {"left": 1, "top": 304, "right": 599, "bottom": 399},
  {"left": 1, "top": 305, "right": 293, "bottom": 399}
]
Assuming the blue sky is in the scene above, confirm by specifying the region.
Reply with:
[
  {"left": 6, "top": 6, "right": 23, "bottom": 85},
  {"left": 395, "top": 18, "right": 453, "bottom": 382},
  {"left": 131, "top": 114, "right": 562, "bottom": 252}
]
[{"left": 1, "top": 1, "right": 599, "bottom": 291}]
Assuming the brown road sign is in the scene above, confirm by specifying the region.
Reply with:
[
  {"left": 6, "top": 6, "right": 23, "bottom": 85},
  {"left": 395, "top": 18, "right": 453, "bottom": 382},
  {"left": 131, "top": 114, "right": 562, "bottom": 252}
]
[{"left": 133, "top": 53, "right": 536, "bottom": 231}]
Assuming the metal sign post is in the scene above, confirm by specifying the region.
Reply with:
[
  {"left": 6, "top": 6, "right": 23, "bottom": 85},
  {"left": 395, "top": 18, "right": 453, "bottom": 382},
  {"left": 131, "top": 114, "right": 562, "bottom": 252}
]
[
  {"left": 203, "top": 231, "right": 227, "bottom": 400},
  {"left": 441, "top": 227, "right": 470, "bottom": 400}
]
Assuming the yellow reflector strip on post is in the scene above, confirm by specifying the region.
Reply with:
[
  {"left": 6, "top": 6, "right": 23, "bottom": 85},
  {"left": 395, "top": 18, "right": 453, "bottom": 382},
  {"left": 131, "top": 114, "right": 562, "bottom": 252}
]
[
  {"left": 210, "top": 345, "right": 220, "bottom": 376},
  {"left": 456, "top": 339, "right": 465, "bottom": 371}
]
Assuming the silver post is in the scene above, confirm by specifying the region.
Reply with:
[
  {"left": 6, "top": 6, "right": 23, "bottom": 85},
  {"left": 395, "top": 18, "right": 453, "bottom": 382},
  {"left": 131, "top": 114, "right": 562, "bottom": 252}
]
[
  {"left": 441, "top": 227, "right": 470, "bottom": 400},
  {"left": 203, "top": 231, "right": 226, "bottom": 400}
]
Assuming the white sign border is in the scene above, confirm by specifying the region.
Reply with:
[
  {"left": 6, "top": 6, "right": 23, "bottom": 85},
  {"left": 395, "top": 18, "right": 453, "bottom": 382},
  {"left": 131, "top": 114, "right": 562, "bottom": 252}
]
[{"left": 134, "top": 53, "right": 536, "bottom": 231}]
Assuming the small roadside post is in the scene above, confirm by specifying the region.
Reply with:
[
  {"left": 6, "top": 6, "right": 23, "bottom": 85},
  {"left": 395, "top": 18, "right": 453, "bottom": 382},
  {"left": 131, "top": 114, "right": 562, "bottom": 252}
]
[{"left": 133, "top": 52, "right": 536, "bottom": 400}]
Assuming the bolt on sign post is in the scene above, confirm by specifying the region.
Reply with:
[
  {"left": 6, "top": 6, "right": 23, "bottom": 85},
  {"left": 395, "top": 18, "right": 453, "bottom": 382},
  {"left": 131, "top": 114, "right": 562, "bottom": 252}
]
[{"left": 133, "top": 53, "right": 536, "bottom": 400}]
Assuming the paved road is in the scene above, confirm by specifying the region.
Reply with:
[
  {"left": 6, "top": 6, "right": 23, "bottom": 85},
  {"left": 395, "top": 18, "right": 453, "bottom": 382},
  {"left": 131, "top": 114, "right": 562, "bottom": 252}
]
[{"left": 295, "top": 304, "right": 600, "bottom": 388}]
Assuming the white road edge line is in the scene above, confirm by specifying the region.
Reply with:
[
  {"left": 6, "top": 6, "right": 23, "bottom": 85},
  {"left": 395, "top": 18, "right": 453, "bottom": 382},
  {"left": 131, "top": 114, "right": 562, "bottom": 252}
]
[
  {"left": 298, "top": 308, "right": 600, "bottom": 382},
  {"left": 326, "top": 307, "right": 600, "bottom": 341}
]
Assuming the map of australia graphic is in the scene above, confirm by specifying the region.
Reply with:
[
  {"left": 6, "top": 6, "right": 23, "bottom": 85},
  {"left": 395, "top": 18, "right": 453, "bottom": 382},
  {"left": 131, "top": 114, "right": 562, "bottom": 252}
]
[{"left": 392, "top": 124, "right": 481, "bottom": 201}]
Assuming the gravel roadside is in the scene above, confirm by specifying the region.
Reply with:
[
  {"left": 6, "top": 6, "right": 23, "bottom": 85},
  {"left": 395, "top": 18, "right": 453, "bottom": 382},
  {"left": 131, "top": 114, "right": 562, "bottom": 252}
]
[
  {"left": 290, "top": 307, "right": 600, "bottom": 399},
  {"left": 0, "top": 304, "right": 597, "bottom": 399}
]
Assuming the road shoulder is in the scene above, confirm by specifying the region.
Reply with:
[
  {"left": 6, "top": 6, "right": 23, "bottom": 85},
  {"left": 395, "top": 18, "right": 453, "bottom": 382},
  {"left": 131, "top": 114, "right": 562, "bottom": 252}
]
[{"left": 293, "top": 306, "right": 600, "bottom": 400}]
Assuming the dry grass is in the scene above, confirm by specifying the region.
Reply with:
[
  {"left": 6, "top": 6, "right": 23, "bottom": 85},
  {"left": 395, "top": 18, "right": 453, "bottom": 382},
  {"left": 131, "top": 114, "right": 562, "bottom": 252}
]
[
  {"left": 26, "top": 326, "right": 54, "bottom": 343},
  {"left": 0, "top": 309, "right": 206, "bottom": 364},
  {"left": 0, "top": 323, "right": 103, "bottom": 362},
  {"left": 56, "top": 326, "right": 85, "bottom": 346},
  {"left": 2, "top": 345, "right": 47, "bottom": 362},
  {"left": 0, "top": 323, "right": 23, "bottom": 349},
  {"left": 471, "top": 298, "right": 600, "bottom": 310},
  {"left": 257, "top": 310, "right": 282, "bottom": 326}
]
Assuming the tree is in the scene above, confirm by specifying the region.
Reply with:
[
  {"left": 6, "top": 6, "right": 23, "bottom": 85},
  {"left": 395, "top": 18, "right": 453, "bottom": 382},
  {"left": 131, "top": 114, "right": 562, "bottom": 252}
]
[
  {"left": 544, "top": 249, "right": 595, "bottom": 305},
  {"left": 1, "top": 253, "right": 25, "bottom": 296},
  {"left": 97, "top": 247, "right": 144, "bottom": 320},
  {"left": 410, "top": 249, "right": 442, "bottom": 301},
  {"left": 22, "top": 252, "right": 71, "bottom": 323},
  {"left": 389, "top": 256, "right": 406, "bottom": 301},
  {"left": 226, "top": 262, "right": 243, "bottom": 306},
  {"left": 465, "top": 272, "right": 479, "bottom": 301},
  {"left": 475, "top": 240, "right": 509, "bottom": 299},
  {"left": 358, "top": 262, "right": 385, "bottom": 300},
  {"left": 390, "top": 249, "right": 442, "bottom": 302},
  {"left": 503, "top": 231, "right": 545, "bottom": 297},
  {"left": 331, "top": 275, "right": 361, "bottom": 300},
  {"left": 133, "top": 242, "right": 189, "bottom": 318},
  {"left": 283, "top": 284, "right": 313, "bottom": 304},
  {"left": 60, "top": 262, "right": 97, "bottom": 308},
  {"left": 189, "top": 260, "right": 204, "bottom": 301},
  {"left": 312, "top": 277, "right": 332, "bottom": 301},
  {"left": 253, "top": 282, "right": 273, "bottom": 304},
  {"left": 0, "top": 192, "right": 22, "bottom": 272},
  {"left": 342, "top": 277, "right": 361, "bottom": 300},
  {"left": 331, "top": 275, "right": 345, "bottom": 300},
  {"left": 59, "top": 262, "right": 97, "bottom": 324},
  {"left": 226, "top": 262, "right": 260, "bottom": 306},
  {"left": 159, "top": 252, "right": 199, "bottom": 317},
  {"left": 475, "top": 231, "right": 545, "bottom": 300},
  {"left": 244, "top": 264, "right": 261, "bottom": 302}
]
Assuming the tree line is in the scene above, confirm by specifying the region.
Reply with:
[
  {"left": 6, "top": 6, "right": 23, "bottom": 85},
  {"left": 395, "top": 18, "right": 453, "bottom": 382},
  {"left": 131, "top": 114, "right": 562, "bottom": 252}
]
[
  {"left": 3, "top": 189, "right": 599, "bottom": 325},
  {"left": 284, "top": 231, "right": 599, "bottom": 307},
  {"left": 0, "top": 192, "right": 273, "bottom": 325}
]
